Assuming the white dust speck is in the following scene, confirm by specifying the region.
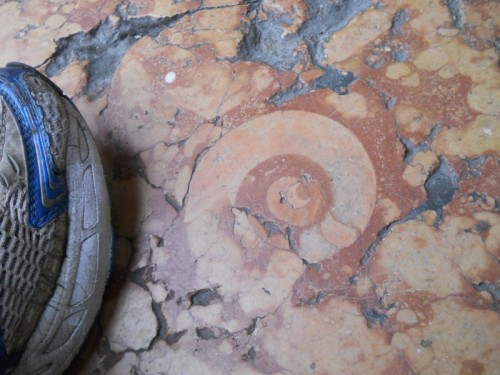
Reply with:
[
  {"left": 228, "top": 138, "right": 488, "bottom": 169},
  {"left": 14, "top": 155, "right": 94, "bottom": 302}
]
[{"left": 165, "top": 71, "right": 176, "bottom": 84}]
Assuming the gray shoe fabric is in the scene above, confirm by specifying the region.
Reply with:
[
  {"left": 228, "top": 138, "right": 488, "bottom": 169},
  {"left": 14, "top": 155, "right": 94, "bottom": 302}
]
[{"left": 0, "top": 63, "right": 111, "bottom": 375}]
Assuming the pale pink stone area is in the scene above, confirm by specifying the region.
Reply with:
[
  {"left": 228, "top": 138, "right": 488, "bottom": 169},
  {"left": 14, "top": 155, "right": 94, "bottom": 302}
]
[{"left": 1, "top": 0, "right": 499, "bottom": 374}]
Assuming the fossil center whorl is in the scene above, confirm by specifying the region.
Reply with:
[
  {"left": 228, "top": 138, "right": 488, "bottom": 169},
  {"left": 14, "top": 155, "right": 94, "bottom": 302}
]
[{"left": 237, "top": 154, "right": 333, "bottom": 228}]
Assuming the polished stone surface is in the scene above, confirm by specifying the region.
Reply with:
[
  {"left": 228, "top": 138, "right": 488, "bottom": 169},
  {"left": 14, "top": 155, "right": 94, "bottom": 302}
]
[{"left": 1, "top": 0, "right": 499, "bottom": 374}]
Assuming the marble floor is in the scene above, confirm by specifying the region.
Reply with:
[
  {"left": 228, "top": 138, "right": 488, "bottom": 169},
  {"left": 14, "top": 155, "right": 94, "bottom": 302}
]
[{"left": 1, "top": 0, "right": 499, "bottom": 374}]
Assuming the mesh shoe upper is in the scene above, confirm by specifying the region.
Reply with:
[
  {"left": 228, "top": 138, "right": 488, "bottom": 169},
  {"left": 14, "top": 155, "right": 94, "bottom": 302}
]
[{"left": 0, "top": 66, "right": 69, "bottom": 372}]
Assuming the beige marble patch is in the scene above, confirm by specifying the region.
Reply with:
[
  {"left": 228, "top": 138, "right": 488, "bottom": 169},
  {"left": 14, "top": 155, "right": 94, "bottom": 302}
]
[
  {"left": 396, "top": 309, "right": 418, "bottom": 324},
  {"left": 377, "top": 197, "right": 402, "bottom": 224},
  {"left": 147, "top": 282, "right": 169, "bottom": 303},
  {"left": 434, "top": 115, "right": 500, "bottom": 158},
  {"left": 409, "top": 0, "right": 454, "bottom": 41},
  {"left": 139, "top": 340, "right": 261, "bottom": 375},
  {"left": 139, "top": 122, "right": 223, "bottom": 207},
  {"left": 127, "top": 0, "right": 202, "bottom": 18},
  {"left": 385, "top": 63, "right": 412, "bottom": 80},
  {"left": 111, "top": 176, "right": 174, "bottom": 238},
  {"left": 0, "top": 1, "right": 82, "bottom": 66},
  {"left": 395, "top": 104, "right": 433, "bottom": 136},
  {"left": 401, "top": 72, "right": 420, "bottom": 87},
  {"left": 188, "top": 6, "right": 243, "bottom": 58},
  {"left": 441, "top": 216, "right": 492, "bottom": 281},
  {"left": 372, "top": 220, "right": 465, "bottom": 298},
  {"left": 413, "top": 41, "right": 459, "bottom": 72},
  {"left": 468, "top": 86, "right": 500, "bottom": 116},
  {"left": 324, "top": 91, "right": 368, "bottom": 119},
  {"left": 260, "top": 298, "right": 399, "bottom": 374},
  {"left": 103, "top": 282, "right": 158, "bottom": 352},
  {"left": 392, "top": 298, "right": 500, "bottom": 375},
  {"left": 402, "top": 151, "right": 439, "bottom": 187},
  {"left": 140, "top": 341, "right": 215, "bottom": 374},
  {"left": 324, "top": 6, "right": 392, "bottom": 63},
  {"left": 50, "top": 64, "right": 88, "bottom": 99},
  {"left": 218, "top": 63, "right": 278, "bottom": 120}
]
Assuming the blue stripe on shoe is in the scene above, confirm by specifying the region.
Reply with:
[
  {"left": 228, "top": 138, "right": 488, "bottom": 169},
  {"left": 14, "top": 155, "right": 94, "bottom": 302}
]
[{"left": 0, "top": 64, "right": 67, "bottom": 229}]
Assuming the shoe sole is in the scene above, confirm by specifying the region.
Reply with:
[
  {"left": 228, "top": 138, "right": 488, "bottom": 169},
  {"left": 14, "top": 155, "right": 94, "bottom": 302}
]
[{"left": 6, "top": 64, "right": 112, "bottom": 375}]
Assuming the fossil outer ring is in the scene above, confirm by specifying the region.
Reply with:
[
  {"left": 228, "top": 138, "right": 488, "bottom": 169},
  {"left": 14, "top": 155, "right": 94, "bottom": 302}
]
[{"left": 185, "top": 110, "right": 377, "bottom": 263}]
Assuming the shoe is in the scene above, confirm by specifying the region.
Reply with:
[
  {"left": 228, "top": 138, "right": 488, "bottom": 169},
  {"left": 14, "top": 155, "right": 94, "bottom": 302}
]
[{"left": 0, "top": 63, "right": 111, "bottom": 374}]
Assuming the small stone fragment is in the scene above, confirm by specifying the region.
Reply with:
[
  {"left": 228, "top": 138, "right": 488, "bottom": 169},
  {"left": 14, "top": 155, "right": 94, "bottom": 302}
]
[
  {"left": 190, "top": 288, "right": 219, "bottom": 306},
  {"left": 391, "top": 44, "right": 410, "bottom": 62},
  {"left": 424, "top": 158, "right": 458, "bottom": 209},
  {"left": 242, "top": 347, "right": 257, "bottom": 362},
  {"left": 365, "top": 55, "right": 386, "bottom": 69},
  {"left": 362, "top": 305, "right": 387, "bottom": 328},
  {"left": 166, "top": 330, "right": 187, "bottom": 345},
  {"left": 196, "top": 327, "right": 217, "bottom": 340},
  {"left": 245, "top": 318, "right": 258, "bottom": 335},
  {"left": 390, "top": 9, "right": 409, "bottom": 35},
  {"left": 311, "top": 67, "right": 357, "bottom": 95}
]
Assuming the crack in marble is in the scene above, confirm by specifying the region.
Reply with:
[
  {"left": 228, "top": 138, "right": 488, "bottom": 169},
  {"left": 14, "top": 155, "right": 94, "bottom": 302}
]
[
  {"left": 390, "top": 8, "right": 409, "bottom": 35},
  {"left": 234, "top": 0, "right": 374, "bottom": 103},
  {"left": 400, "top": 124, "right": 441, "bottom": 163},
  {"left": 472, "top": 281, "right": 500, "bottom": 312},
  {"left": 445, "top": 0, "right": 466, "bottom": 30},
  {"left": 46, "top": 5, "right": 185, "bottom": 98},
  {"left": 347, "top": 73, "right": 467, "bottom": 280},
  {"left": 297, "top": 290, "right": 331, "bottom": 306},
  {"left": 124, "top": 119, "right": 224, "bottom": 213},
  {"left": 353, "top": 158, "right": 461, "bottom": 280},
  {"left": 44, "top": 2, "right": 246, "bottom": 99},
  {"left": 362, "top": 303, "right": 388, "bottom": 328},
  {"left": 180, "top": 134, "right": 223, "bottom": 209}
]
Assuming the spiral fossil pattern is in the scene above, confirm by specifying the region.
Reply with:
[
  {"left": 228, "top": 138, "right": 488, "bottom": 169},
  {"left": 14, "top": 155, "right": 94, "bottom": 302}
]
[
  {"left": 186, "top": 110, "right": 376, "bottom": 260},
  {"left": 184, "top": 110, "right": 377, "bottom": 318}
]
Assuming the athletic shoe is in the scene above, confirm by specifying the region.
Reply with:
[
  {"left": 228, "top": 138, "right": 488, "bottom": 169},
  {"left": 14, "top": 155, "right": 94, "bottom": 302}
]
[{"left": 0, "top": 63, "right": 111, "bottom": 375}]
